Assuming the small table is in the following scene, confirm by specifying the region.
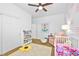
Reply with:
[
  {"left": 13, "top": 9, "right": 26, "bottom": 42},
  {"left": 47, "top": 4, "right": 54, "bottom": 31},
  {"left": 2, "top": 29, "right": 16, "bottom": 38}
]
[{"left": 48, "top": 36, "right": 55, "bottom": 46}]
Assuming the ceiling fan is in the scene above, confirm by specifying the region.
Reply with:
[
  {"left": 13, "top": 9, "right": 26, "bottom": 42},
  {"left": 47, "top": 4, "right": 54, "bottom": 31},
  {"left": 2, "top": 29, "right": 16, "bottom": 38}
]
[{"left": 28, "top": 3, "right": 53, "bottom": 12}]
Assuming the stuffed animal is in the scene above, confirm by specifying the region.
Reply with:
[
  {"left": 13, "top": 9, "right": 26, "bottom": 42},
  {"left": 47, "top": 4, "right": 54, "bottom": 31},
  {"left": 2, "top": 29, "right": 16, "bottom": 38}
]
[{"left": 65, "top": 39, "right": 72, "bottom": 47}]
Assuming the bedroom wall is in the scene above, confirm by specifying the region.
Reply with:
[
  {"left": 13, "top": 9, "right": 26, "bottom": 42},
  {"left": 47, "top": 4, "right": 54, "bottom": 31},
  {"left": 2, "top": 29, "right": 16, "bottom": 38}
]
[
  {"left": 0, "top": 3, "right": 31, "bottom": 54},
  {"left": 0, "top": 15, "right": 2, "bottom": 55},
  {"left": 70, "top": 12, "right": 79, "bottom": 48},
  {"left": 32, "top": 14, "right": 65, "bottom": 39},
  {"left": 66, "top": 4, "right": 79, "bottom": 48}
]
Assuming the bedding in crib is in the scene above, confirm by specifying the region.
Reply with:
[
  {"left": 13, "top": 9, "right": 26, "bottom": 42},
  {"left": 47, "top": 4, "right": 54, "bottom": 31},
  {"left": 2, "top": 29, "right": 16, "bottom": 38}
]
[
  {"left": 55, "top": 36, "right": 79, "bottom": 56},
  {"left": 56, "top": 43, "right": 79, "bottom": 56}
]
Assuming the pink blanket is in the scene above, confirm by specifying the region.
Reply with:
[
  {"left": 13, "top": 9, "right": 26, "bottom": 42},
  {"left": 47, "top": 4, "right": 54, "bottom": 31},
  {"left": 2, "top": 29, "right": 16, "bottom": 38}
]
[{"left": 56, "top": 43, "right": 79, "bottom": 56}]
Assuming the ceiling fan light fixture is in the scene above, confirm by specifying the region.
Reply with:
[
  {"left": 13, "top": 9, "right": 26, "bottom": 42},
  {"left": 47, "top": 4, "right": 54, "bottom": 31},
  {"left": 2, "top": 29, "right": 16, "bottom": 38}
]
[
  {"left": 38, "top": 6, "right": 43, "bottom": 10},
  {"left": 28, "top": 3, "right": 53, "bottom": 12}
]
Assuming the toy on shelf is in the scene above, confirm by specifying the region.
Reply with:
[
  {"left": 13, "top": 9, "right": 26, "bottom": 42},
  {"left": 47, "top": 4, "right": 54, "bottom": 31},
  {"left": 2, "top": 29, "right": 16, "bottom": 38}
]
[
  {"left": 19, "top": 30, "right": 32, "bottom": 52},
  {"left": 23, "top": 30, "right": 32, "bottom": 44}
]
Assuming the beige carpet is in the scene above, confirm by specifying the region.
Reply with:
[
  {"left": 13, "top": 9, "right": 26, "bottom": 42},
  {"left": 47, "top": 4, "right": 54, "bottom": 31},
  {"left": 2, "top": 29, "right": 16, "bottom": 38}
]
[{"left": 9, "top": 43, "right": 52, "bottom": 56}]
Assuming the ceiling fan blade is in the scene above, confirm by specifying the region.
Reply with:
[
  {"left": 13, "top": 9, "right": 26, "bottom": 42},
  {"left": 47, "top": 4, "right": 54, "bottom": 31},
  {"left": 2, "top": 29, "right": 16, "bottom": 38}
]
[
  {"left": 35, "top": 8, "right": 39, "bottom": 12},
  {"left": 28, "top": 4, "right": 39, "bottom": 7},
  {"left": 42, "top": 3, "right": 53, "bottom": 6},
  {"left": 43, "top": 8, "right": 47, "bottom": 12},
  {"left": 39, "top": 3, "right": 42, "bottom": 5}
]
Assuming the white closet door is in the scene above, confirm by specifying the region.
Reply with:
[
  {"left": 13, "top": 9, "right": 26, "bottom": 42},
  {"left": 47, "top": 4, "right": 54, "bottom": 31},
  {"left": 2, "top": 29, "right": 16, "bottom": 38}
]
[
  {"left": 0, "top": 15, "right": 2, "bottom": 54},
  {"left": 2, "top": 15, "right": 23, "bottom": 54}
]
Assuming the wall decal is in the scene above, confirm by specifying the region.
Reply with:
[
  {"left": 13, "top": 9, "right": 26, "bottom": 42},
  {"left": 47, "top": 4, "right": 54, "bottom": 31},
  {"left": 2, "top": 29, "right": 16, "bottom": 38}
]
[{"left": 41, "top": 24, "right": 48, "bottom": 32}]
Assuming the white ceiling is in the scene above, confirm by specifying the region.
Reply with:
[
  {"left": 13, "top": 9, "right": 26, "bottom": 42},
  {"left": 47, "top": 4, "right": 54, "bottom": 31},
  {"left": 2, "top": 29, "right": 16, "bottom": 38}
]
[{"left": 14, "top": 3, "right": 73, "bottom": 19}]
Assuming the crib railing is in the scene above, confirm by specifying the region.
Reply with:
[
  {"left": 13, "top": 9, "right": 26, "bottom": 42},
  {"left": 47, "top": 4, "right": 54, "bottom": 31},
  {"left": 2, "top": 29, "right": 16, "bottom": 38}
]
[
  {"left": 54, "top": 35, "right": 79, "bottom": 56},
  {"left": 54, "top": 35, "right": 70, "bottom": 56},
  {"left": 55, "top": 36, "right": 70, "bottom": 44},
  {"left": 69, "top": 35, "right": 79, "bottom": 48}
]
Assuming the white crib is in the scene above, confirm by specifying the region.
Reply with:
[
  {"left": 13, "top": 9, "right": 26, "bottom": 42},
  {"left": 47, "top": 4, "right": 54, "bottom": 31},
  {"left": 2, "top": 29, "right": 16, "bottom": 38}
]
[{"left": 54, "top": 35, "right": 71, "bottom": 56}]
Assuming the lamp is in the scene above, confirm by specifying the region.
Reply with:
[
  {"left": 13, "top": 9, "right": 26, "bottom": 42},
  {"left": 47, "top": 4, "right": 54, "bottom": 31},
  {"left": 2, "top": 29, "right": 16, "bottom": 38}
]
[
  {"left": 61, "top": 25, "right": 70, "bottom": 34},
  {"left": 62, "top": 25, "right": 70, "bottom": 30}
]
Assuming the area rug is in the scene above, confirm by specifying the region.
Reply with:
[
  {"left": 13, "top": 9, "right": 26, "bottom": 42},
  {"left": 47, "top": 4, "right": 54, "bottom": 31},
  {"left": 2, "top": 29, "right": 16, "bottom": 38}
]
[{"left": 9, "top": 43, "right": 52, "bottom": 56}]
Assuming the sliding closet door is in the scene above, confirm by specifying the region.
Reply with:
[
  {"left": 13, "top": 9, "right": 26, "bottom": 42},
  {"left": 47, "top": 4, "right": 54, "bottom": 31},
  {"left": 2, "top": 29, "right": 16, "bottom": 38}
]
[
  {"left": 2, "top": 15, "right": 23, "bottom": 54},
  {"left": 0, "top": 15, "right": 2, "bottom": 54}
]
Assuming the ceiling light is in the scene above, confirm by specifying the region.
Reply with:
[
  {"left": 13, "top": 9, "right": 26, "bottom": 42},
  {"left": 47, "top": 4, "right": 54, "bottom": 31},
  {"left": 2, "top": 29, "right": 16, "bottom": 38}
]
[{"left": 39, "top": 6, "right": 43, "bottom": 10}]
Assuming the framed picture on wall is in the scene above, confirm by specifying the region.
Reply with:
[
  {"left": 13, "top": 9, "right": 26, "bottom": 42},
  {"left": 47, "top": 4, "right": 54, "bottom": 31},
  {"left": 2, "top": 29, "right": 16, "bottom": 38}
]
[{"left": 41, "top": 23, "right": 48, "bottom": 32}]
